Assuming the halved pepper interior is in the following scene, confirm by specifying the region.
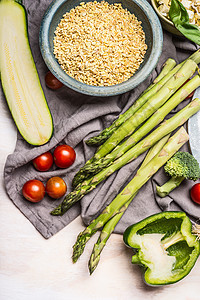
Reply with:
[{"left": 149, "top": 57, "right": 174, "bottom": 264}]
[{"left": 123, "top": 212, "right": 200, "bottom": 285}]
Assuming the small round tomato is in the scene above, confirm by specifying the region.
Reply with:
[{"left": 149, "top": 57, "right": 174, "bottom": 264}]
[
  {"left": 190, "top": 183, "right": 200, "bottom": 205},
  {"left": 22, "top": 180, "right": 45, "bottom": 203},
  {"left": 46, "top": 177, "right": 67, "bottom": 199},
  {"left": 186, "top": 90, "right": 195, "bottom": 99},
  {"left": 45, "top": 71, "right": 63, "bottom": 90},
  {"left": 33, "top": 152, "right": 53, "bottom": 172},
  {"left": 180, "top": 79, "right": 195, "bottom": 99},
  {"left": 53, "top": 145, "right": 76, "bottom": 168}
]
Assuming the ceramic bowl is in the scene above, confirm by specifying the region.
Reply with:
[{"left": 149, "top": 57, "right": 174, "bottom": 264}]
[
  {"left": 150, "top": 0, "right": 182, "bottom": 36},
  {"left": 39, "top": 0, "right": 163, "bottom": 96}
]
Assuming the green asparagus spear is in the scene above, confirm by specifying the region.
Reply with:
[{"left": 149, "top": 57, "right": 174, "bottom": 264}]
[
  {"left": 187, "top": 49, "right": 200, "bottom": 64},
  {"left": 75, "top": 59, "right": 178, "bottom": 185},
  {"left": 86, "top": 58, "right": 176, "bottom": 147},
  {"left": 88, "top": 134, "right": 171, "bottom": 274},
  {"left": 153, "top": 59, "right": 177, "bottom": 84},
  {"left": 73, "top": 73, "right": 200, "bottom": 184},
  {"left": 51, "top": 98, "right": 200, "bottom": 216},
  {"left": 72, "top": 127, "right": 189, "bottom": 264},
  {"left": 74, "top": 53, "right": 200, "bottom": 186},
  {"left": 86, "top": 50, "right": 200, "bottom": 147},
  {"left": 140, "top": 134, "right": 171, "bottom": 166},
  {"left": 73, "top": 59, "right": 198, "bottom": 187},
  {"left": 142, "top": 58, "right": 176, "bottom": 94},
  {"left": 92, "top": 59, "right": 197, "bottom": 159}
]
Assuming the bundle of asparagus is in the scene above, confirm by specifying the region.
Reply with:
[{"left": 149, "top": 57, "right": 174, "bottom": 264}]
[
  {"left": 86, "top": 50, "right": 200, "bottom": 147},
  {"left": 73, "top": 72, "right": 200, "bottom": 185},
  {"left": 72, "top": 51, "right": 200, "bottom": 187},
  {"left": 51, "top": 50, "right": 200, "bottom": 217},
  {"left": 88, "top": 135, "right": 171, "bottom": 273},
  {"left": 85, "top": 58, "right": 176, "bottom": 147},
  {"left": 52, "top": 98, "right": 200, "bottom": 216},
  {"left": 72, "top": 127, "right": 189, "bottom": 273}
]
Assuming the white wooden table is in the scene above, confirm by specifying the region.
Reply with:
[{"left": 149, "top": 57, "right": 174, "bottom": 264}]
[{"left": 0, "top": 92, "right": 200, "bottom": 300}]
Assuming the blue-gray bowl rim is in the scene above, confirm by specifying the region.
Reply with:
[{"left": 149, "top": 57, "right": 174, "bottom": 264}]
[{"left": 39, "top": 0, "right": 163, "bottom": 97}]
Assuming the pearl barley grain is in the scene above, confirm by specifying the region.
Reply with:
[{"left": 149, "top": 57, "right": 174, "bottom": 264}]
[{"left": 53, "top": 1, "right": 147, "bottom": 86}]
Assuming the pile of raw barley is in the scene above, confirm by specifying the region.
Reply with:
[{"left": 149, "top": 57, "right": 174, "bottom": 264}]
[{"left": 53, "top": 1, "right": 147, "bottom": 86}]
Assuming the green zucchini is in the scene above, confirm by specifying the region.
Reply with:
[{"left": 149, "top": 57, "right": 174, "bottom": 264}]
[{"left": 0, "top": 0, "right": 53, "bottom": 145}]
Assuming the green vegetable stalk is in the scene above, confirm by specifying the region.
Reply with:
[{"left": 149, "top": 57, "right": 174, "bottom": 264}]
[
  {"left": 86, "top": 58, "right": 176, "bottom": 147},
  {"left": 73, "top": 59, "right": 198, "bottom": 187},
  {"left": 156, "top": 152, "right": 200, "bottom": 197},
  {"left": 91, "top": 59, "right": 197, "bottom": 159},
  {"left": 88, "top": 134, "right": 171, "bottom": 274},
  {"left": 123, "top": 212, "right": 200, "bottom": 285},
  {"left": 77, "top": 60, "right": 179, "bottom": 186},
  {"left": 72, "top": 127, "right": 189, "bottom": 263},
  {"left": 144, "top": 58, "right": 176, "bottom": 93},
  {"left": 51, "top": 98, "right": 200, "bottom": 216},
  {"left": 86, "top": 49, "right": 200, "bottom": 147},
  {"left": 74, "top": 74, "right": 200, "bottom": 185}
]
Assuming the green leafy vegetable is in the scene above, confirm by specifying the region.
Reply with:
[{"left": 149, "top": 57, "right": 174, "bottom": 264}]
[
  {"left": 169, "top": 0, "right": 200, "bottom": 45},
  {"left": 156, "top": 151, "right": 200, "bottom": 197}
]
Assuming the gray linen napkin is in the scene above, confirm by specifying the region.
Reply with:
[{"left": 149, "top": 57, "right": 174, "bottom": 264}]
[{"left": 3, "top": 0, "right": 200, "bottom": 238}]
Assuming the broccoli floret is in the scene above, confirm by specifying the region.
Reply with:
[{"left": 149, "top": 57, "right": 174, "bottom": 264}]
[
  {"left": 164, "top": 152, "right": 200, "bottom": 180},
  {"left": 156, "top": 152, "right": 200, "bottom": 198}
]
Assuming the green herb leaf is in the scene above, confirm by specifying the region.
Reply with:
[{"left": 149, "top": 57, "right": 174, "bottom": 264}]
[{"left": 169, "top": 0, "right": 200, "bottom": 45}]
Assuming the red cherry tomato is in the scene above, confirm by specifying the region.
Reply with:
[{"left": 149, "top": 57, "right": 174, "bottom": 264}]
[
  {"left": 46, "top": 177, "right": 67, "bottom": 199},
  {"left": 53, "top": 145, "right": 76, "bottom": 168},
  {"left": 186, "top": 90, "right": 195, "bottom": 99},
  {"left": 190, "top": 183, "right": 200, "bottom": 205},
  {"left": 45, "top": 71, "right": 63, "bottom": 90},
  {"left": 33, "top": 152, "right": 53, "bottom": 172},
  {"left": 22, "top": 180, "right": 45, "bottom": 203},
  {"left": 180, "top": 79, "right": 195, "bottom": 99}
]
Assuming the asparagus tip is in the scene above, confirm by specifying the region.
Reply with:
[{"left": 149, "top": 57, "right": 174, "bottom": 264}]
[
  {"left": 72, "top": 244, "right": 83, "bottom": 263},
  {"left": 50, "top": 206, "right": 63, "bottom": 216},
  {"left": 88, "top": 254, "right": 100, "bottom": 275}
]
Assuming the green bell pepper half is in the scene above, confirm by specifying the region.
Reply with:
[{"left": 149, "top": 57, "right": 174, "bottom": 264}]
[{"left": 123, "top": 211, "right": 200, "bottom": 286}]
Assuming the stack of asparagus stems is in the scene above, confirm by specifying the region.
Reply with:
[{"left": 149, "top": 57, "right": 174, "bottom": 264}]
[{"left": 51, "top": 50, "right": 200, "bottom": 273}]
